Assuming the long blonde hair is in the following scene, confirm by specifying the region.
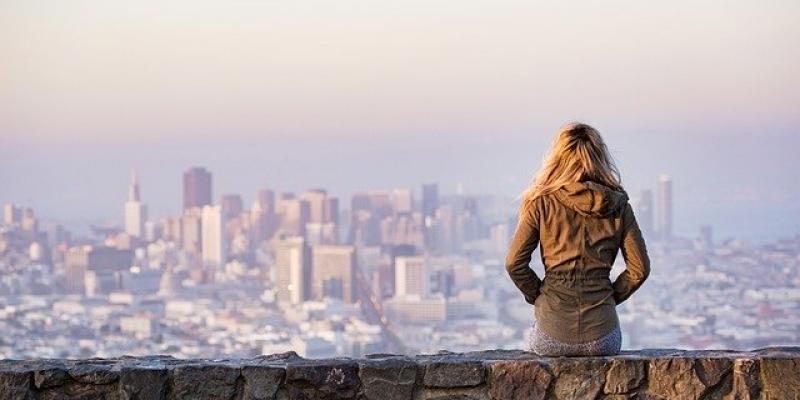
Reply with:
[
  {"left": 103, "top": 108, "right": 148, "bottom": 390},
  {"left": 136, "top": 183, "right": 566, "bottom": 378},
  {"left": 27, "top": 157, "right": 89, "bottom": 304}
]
[{"left": 521, "top": 122, "right": 623, "bottom": 208}]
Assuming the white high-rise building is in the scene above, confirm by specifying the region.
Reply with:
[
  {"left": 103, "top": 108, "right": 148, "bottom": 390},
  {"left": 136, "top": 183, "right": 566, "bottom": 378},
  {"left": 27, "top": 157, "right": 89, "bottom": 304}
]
[
  {"left": 657, "top": 174, "right": 673, "bottom": 240},
  {"left": 124, "top": 170, "right": 148, "bottom": 238},
  {"left": 201, "top": 205, "right": 226, "bottom": 268},
  {"left": 395, "top": 256, "right": 428, "bottom": 298},
  {"left": 274, "top": 236, "right": 309, "bottom": 305},
  {"left": 391, "top": 188, "right": 414, "bottom": 213}
]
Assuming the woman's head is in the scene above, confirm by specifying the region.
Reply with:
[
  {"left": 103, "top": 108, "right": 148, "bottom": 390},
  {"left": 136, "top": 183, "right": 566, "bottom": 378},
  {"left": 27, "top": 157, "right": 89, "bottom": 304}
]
[{"left": 522, "top": 122, "right": 623, "bottom": 205}]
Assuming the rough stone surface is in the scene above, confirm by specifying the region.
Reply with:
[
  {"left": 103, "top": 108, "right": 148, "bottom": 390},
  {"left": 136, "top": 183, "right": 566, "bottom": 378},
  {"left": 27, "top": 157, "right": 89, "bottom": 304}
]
[
  {"left": 118, "top": 367, "right": 168, "bottom": 400},
  {"left": 34, "top": 367, "right": 69, "bottom": 389},
  {"left": 489, "top": 360, "right": 552, "bottom": 400},
  {"left": 759, "top": 357, "right": 800, "bottom": 400},
  {"left": 170, "top": 364, "right": 241, "bottom": 400},
  {"left": 551, "top": 359, "right": 608, "bottom": 399},
  {"left": 0, "top": 348, "right": 796, "bottom": 399},
  {"left": 604, "top": 358, "right": 646, "bottom": 394},
  {"left": 286, "top": 359, "right": 360, "bottom": 400},
  {"left": 423, "top": 360, "right": 485, "bottom": 388},
  {"left": 241, "top": 365, "right": 285, "bottom": 400},
  {"left": 0, "top": 370, "right": 32, "bottom": 400},
  {"left": 359, "top": 357, "right": 417, "bottom": 400},
  {"left": 724, "top": 359, "right": 760, "bottom": 400},
  {"left": 646, "top": 357, "right": 733, "bottom": 399},
  {"left": 70, "top": 363, "right": 120, "bottom": 385}
]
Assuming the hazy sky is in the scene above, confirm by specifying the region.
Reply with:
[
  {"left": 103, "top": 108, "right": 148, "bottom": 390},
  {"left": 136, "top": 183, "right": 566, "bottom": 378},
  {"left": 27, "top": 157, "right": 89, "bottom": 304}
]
[{"left": 1, "top": 1, "right": 799, "bottom": 240}]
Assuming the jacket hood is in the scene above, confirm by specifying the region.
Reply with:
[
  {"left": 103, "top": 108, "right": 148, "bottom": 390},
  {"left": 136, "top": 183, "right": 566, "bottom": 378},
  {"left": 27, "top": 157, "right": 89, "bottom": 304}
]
[{"left": 554, "top": 181, "right": 629, "bottom": 218}]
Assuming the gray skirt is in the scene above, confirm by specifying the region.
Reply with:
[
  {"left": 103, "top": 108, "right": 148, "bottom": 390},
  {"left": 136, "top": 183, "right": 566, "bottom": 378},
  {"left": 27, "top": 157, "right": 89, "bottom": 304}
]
[{"left": 528, "top": 319, "right": 621, "bottom": 356}]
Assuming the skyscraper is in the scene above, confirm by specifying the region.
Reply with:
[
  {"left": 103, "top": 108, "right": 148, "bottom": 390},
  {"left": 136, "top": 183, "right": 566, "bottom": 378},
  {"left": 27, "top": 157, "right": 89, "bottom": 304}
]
[
  {"left": 256, "top": 189, "right": 276, "bottom": 216},
  {"left": 300, "top": 189, "right": 339, "bottom": 245},
  {"left": 324, "top": 197, "right": 339, "bottom": 225},
  {"left": 301, "top": 189, "right": 329, "bottom": 224},
  {"left": 278, "top": 197, "right": 311, "bottom": 236},
  {"left": 657, "top": 174, "right": 673, "bottom": 240},
  {"left": 421, "top": 183, "right": 439, "bottom": 249},
  {"left": 421, "top": 183, "right": 439, "bottom": 219},
  {"left": 3, "top": 204, "right": 21, "bottom": 226},
  {"left": 311, "top": 245, "right": 356, "bottom": 303},
  {"left": 181, "top": 208, "right": 203, "bottom": 253},
  {"left": 274, "top": 236, "right": 310, "bottom": 305},
  {"left": 251, "top": 189, "right": 278, "bottom": 245},
  {"left": 220, "top": 194, "right": 243, "bottom": 220},
  {"left": 392, "top": 188, "right": 413, "bottom": 213},
  {"left": 201, "top": 205, "right": 226, "bottom": 268},
  {"left": 124, "top": 170, "right": 148, "bottom": 238},
  {"left": 395, "top": 256, "right": 428, "bottom": 298},
  {"left": 183, "top": 167, "right": 212, "bottom": 210}
]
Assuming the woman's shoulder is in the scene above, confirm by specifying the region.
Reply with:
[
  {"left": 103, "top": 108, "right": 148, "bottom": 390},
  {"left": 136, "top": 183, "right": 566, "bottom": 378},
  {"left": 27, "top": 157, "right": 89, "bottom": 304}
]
[{"left": 522, "top": 193, "right": 558, "bottom": 220}]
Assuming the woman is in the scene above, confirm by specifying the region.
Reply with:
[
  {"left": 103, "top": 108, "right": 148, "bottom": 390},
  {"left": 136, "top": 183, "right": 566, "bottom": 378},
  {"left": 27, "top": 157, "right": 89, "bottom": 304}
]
[{"left": 506, "top": 122, "right": 650, "bottom": 356}]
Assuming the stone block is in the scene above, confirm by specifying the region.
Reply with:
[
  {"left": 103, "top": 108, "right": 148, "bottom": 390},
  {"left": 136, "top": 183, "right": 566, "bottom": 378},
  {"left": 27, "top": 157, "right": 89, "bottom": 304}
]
[
  {"left": 488, "top": 360, "right": 552, "bottom": 400},
  {"left": 241, "top": 365, "right": 285, "bottom": 400},
  {"left": 170, "top": 364, "right": 241, "bottom": 400},
  {"left": 285, "top": 359, "right": 360, "bottom": 400},
  {"left": 424, "top": 359, "right": 485, "bottom": 388},
  {"left": 359, "top": 357, "right": 417, "bottom": 400}
]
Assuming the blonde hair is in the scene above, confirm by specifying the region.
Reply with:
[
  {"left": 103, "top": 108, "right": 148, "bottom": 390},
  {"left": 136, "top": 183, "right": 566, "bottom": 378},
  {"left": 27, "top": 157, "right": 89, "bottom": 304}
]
[{"left": 521, "top": 122, "right": 623, "bottom": 208}]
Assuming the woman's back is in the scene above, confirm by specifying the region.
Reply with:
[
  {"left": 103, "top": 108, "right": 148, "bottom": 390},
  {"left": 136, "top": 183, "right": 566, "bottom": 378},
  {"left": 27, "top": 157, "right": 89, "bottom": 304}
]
[{"left": 505, "top": 123, "right": 650, "bottom": 356}]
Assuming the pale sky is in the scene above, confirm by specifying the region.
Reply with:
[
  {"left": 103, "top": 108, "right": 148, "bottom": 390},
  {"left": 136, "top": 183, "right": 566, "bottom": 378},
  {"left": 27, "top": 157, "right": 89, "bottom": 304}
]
[{"left": 1, "top": 1, "right": 799, "bottom": 240}]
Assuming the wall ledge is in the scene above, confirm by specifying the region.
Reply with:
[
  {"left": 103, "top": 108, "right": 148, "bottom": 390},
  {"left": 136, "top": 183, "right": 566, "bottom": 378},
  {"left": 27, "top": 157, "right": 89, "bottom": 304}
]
[{"left": 1, "top": 347, "right": 798, "bottom": 399}]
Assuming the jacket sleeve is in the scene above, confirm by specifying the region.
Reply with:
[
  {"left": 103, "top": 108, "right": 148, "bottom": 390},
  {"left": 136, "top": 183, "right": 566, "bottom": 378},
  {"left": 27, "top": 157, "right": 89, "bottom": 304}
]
[
  {"left": 505, "top": 200, "right": 542, "bottom": 305},
  {"left": 612, "top": 203, "right": 651, "bottom": 304}
]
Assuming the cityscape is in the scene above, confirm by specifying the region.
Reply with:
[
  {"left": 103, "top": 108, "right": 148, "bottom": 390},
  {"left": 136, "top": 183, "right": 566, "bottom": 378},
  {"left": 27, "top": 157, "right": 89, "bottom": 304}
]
[{"left": 1, "top": 167, "right": 798, "bottom": 359}]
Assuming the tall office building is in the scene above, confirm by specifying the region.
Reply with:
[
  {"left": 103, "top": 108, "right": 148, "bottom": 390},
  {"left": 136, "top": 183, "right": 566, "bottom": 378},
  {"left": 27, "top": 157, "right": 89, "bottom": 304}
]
[
  {"left": 124, "top": 170, "right": 148, "bottom": 238},
  {"left": 274, "top": 236, "right": 310, "bottom": 305},
  {"left": 395, "top": 256, "right": 428, "bottom": 298},
  {"left": 324, "top": 197, "right": 339, "bottom": 225},
  {"left": 300, "top": 189, "right": 339, "bottom": 245},
  {"left": 220, "top": 194, "right": 243, "bottom": 220},
  {"left": 636, "top": 189, "right": 654, "bottom": 237},
  {"left": 279, "top": 197, "right": 311, "bottom": 236},
  {"left": 421, "top": 183, "right": 439, "bottom": 219},
  {"left": 392, "top": 188, "right": 413, "bottom": 213},
  {"left": 183, "top": 167, "right": 212, "bottom": 210},
  {"left": 311, "top": 245, "right": 356, "bottom": 303},
  {"left": 3, "top": 204, "right": 21, "bottom": 226},
  {"left": 301, "top": 189, "right": 329, "bottom": 223},
  {"left": 421, "top": 184, "right": 439, "bottom": 249},
  {"left": 657, "top": 174, "right": 673, "bottom": 240},
  {"left": 256, "top": 189, "right": 276, "bottom": 216},
  {"left": 251, "top": 189, "right": 278, "bottom": 245},
  {"left": 201, "top": 205, "right": 226, "bottom": 268},
  {"left": 181, "top": 208, "right": 203, "bottom": 253}
]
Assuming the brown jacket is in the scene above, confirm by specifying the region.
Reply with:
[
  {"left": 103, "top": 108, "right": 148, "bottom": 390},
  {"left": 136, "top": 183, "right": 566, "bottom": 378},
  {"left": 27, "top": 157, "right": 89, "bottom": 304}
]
[{"left": 506, "top": 181, "right": 650, "bottom": 344}]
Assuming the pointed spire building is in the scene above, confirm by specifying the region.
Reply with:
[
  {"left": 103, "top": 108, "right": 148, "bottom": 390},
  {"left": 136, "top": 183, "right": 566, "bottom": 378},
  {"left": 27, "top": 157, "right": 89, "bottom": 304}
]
[{"left": 124, "top": 169, "right": 148, "bottom": 238}]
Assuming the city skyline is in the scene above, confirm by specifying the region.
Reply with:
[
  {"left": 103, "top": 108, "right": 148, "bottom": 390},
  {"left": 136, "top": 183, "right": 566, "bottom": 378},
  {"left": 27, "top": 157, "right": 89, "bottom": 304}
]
[
  {"left": 3, "top": 164, "right": 687, "bottom": 244},
  {"left": 2, "top": 163, "right": 798, "bottom": 359}
]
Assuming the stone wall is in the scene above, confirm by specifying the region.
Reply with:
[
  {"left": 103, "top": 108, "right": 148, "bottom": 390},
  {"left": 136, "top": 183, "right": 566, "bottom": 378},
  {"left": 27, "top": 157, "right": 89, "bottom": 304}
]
[{"left": 1, "top": 347, "right": 798, "bottom": 399}]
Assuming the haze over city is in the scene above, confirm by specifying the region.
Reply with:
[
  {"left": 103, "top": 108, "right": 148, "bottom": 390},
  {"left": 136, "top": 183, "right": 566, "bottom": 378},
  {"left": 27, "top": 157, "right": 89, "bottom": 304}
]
[{"left": 2, "top": 0, "right": 799, "bottom": 241}]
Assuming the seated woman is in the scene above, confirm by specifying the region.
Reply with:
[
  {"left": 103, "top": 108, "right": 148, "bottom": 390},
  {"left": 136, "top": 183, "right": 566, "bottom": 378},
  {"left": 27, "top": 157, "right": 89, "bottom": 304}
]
[{"left": 506, "top": 122, "right": 650, "bottom": 356}]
